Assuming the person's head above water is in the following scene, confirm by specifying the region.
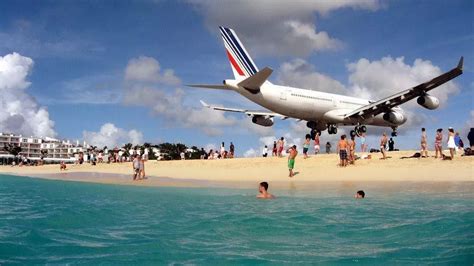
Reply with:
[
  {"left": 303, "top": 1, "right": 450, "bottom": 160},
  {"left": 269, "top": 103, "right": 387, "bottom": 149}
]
[
  {"left": 355, "top": 190, "right": 365, "bottom": 198},
  {"left": 259, "top": 182, "right": 268, "bottom": 192}
]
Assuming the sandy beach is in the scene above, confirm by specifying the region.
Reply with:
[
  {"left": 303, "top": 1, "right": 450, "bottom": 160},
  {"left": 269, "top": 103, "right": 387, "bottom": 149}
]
[{"left": 1, "top": 150, "right": 473, "bottom": 188}]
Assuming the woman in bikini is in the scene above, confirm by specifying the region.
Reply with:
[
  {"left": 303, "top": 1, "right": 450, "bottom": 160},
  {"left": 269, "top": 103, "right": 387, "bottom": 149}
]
[{"left": 434, "top": 128, "right": 443, "bottom": 159}]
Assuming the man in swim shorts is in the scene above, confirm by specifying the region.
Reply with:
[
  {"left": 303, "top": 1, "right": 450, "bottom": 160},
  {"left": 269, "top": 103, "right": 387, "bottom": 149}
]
[
  {"left": 337, "top": 135, "right": 349, "bottom": 167},
  {"left": 257, "top": 182, "right": 275, "bottom": 199},
  {"left": 288, "top": 145, "right": 298, "bottom": 177}
]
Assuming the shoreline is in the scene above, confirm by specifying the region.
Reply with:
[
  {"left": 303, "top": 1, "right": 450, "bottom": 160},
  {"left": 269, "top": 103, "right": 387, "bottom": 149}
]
[{"left": 1, "top": 151, "right": 473, "bottom": 189}]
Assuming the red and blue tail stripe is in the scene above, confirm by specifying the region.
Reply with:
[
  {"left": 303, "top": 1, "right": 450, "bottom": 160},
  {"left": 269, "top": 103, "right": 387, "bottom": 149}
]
[{"left": 219, "top": 26, "right": 258, "bottom": 77}]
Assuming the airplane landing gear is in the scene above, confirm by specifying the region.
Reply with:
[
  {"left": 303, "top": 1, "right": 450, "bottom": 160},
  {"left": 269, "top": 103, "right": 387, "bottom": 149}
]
[
  {"left": 310, "top": 129, "right": 321, "bottom": 140},
  {"left": 351, "top": 124, "right": 367, "bottom": 137},
  {"left": 307, "top": 121, "right": 323, "bottom": 139},
  {"left": 328, "top": 124, "right": 337, "bottom": 135},
  {"left": 391, "top": 126, "right": 398, "bottom": 137}
]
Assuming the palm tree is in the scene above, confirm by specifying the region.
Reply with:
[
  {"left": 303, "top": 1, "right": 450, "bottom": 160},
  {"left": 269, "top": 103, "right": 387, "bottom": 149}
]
[{"left": 3, "top": 143, "right": 22, "bottom": 164}]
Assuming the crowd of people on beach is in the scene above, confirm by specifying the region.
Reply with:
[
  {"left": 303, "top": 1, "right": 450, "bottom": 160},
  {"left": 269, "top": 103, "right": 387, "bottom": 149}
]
[{"left": 201, "top": 142, "right": 235, "bottom": 160}]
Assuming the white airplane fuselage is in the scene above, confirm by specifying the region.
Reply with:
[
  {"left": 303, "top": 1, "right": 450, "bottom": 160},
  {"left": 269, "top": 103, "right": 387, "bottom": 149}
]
[{"left": 224, "top": 79, "right": 406, "bottom": 129}]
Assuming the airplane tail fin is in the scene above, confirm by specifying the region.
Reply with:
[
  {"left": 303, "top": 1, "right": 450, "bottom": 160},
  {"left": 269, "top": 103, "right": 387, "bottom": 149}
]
[{"left": 219, "top": 26, "right": 259, "bottom": 80}]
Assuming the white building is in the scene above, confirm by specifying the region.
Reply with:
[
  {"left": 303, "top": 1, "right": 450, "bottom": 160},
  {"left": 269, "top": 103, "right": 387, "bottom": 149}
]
[
  {"left": 40, "top": 137, "right": 84, "bottom": 159},
  {"left": 0, "top": 133, "right": 42, "bottom": 158},
  {"left": 1, "top": 132, "right": 84, "bottom": 161}
]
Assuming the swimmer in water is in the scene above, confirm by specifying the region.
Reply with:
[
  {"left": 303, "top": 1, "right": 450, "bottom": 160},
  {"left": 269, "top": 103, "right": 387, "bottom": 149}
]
[
  {"left": 257, "top": 182, "right": 275, "bottom": 199},
  {"left": 355, "top": 190, "right": 365, "bottom": 199}
]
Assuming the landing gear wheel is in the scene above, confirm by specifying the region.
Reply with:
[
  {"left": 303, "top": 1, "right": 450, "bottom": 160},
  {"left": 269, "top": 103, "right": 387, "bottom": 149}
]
[
  {"left": 328, "top": 125, "right": 337, "bottom": 134},
  {"left": 350, "top": 130, "right": 357, "bottom": 138},
  {"left": 310, "top": 129, "right": 317, "bottom": 140},
  {"left": 391, "top": 126, "right": 398, "bottom": 137},
  {"left": 360, "top": 125, "right": 367, "bottom": 133}
]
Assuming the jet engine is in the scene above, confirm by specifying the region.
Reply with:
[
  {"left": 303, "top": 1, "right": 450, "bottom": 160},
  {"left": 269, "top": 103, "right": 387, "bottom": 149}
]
[
  {"left": 382, "top": 111, "right": 405, "bottom": 124},
  {"left": 416, "top": 95, "right": 440, "bottom": 110},
  {"left": 252, "top": 116, "right": 274, "bottom": 127}
]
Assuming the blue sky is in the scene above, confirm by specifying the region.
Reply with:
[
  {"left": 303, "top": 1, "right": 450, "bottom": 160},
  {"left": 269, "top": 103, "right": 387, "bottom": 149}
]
[{"left": 0, "top": 0, "right": 472, "bottom": 155}]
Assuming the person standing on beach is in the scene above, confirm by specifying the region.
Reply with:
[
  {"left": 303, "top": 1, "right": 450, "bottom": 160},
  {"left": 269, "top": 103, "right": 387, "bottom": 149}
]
[
  {"left": 349, "top": 135, "right": 356, "bottom": 164},
  {"left": 272, "top": 141, "right": 277, "bottom": 157},
  {"left": 229, "top": 142, "right": 235, "bottom": 158},
  {"left": 139, "top": 156, "right": 146, "bottom": 180},
  {"left": 326, "top": 142, "right": 331, "bottom": 154},
  {"left": 262, "top": 145, "right": 268, "bottom": 157},
  {"left": 288, "top": 145, "right": 298, "bottom": 177},
  {"left": 277, "top": 137, "right": 285, "bottom": 157},
  {"left": 434, "top": 128, "right": 443, "bottom": 158},
  {"left": 380, "top": 133, "right": 388, "bottom": 160},
  {"left": 447, "top": 127, "right": 456, "bottom": 159},
  {"left": 314, "top": 132, "right": 320, "bottom": 155},
  {"left": 388, "top": 138, "right": 395, "bottom": 151},
  {"left": 337, "top": 135, "right": 349, "bottom": 167},
  {"left": 257, "top": 182, "right": 275, "bottom": 199},
  {"left": 132, "top": 155, "right": 140, "bottom": 180},
  {"left": 303, "top": 134, "right": 310, "bottom": 159},
  {"left": 360, "top": 132, "right": 367, "bottom": 153},
  {"left": 220, "top": 142, "right": 225, "bottom": 158},
  {"left": 421, "top": 128, "right": 428, "bottom": 158},
  {"left": 468, "top": 128, "right": 474, "bottom": 149}
]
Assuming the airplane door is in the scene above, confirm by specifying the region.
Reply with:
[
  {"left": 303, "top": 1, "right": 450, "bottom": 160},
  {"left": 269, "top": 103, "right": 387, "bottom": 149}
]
[
  {"left": 280, "top": 91, "right": 287, "bottom": 100},
  {"left": 332, "top": 97, "right": 338, "bottom": 107}
]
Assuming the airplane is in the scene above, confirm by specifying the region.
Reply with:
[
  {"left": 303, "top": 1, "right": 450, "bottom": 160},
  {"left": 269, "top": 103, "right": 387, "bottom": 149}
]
[{"left": 189, "top": 26, "right": 463, "bottom": 139}]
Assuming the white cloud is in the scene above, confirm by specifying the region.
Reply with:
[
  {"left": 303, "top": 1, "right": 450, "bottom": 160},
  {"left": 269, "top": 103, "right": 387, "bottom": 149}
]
[
  {"left": 123, "top": 85, "right": 237, "bottom": 136},
  {"left": 189, "top": 0, "right": 380, "bottom": 57},
  {"left": 82, "top": 123, "right": 143, "bottom": 148},
  {"left": 125, "top": 56, "right": 180, "bottom": 85},
  {"left": 0, "top": 52, "right": 56, "bottom": 137},
  {"left": 123, "top": 56, "right": 239, "bottom": 136},
  {"left": 243, "top": 148, "right": 257, "bottom": 158}
]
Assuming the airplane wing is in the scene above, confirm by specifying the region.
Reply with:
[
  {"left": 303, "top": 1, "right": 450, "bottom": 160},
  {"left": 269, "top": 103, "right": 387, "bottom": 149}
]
[
  {"left": 200, "top": 100, "right": 288, "bottom": 119},
  {"left": 344, "top": 57, "right": 463, "bottom": 120}
]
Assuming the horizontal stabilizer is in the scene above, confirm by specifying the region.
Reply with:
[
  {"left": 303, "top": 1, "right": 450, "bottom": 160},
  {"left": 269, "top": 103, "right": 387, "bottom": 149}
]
[
  {"left": 237, "top": 67, "right": 273, "bottom": 92},
  {"left": 186, "top": 84, "right": 230, "bottom": 90}
]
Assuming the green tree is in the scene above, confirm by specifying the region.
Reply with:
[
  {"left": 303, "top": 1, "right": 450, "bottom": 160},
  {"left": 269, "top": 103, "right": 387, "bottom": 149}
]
[{"left": 3, "top": 143, "right": 22, "bottom": 163}]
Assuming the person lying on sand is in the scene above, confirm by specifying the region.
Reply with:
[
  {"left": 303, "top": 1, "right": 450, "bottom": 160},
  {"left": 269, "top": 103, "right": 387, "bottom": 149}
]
[
  {"left": 257, "top": 182, "right": 275, "bottom": 199},
  {"left": 400, "top": 152, "right": 422, "bottom": 159},
  {"left": 441, "top": 154, "right": 452, "bottom": 160},
  {"left": 355, "top": 190, "right": 365, "bottom": 199}
]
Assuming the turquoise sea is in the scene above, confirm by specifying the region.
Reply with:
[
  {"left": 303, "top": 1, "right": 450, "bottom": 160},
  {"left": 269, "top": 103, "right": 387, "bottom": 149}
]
[{"left": 0, "top": 174, "right": 473, "bottom": 264}]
